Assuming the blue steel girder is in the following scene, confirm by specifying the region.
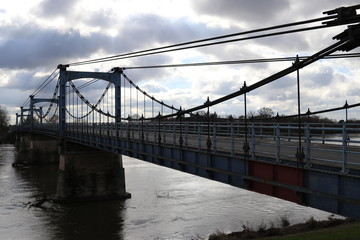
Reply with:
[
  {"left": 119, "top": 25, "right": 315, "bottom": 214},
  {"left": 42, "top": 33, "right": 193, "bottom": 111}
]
[
  {"left": 30, "top": 96, "right": 57, "bottom": 128},
  {"left": 29, "top": 97, "right": 59, "bottom": 127},
  {"left": 20, "top": 108, "right": 42, "bottom": 113},
  {"left": 20, "top": 105, "right": 43, "bottom": 127},
  {"left": 60, "top": 130, "right": 360, "bottom": 220},
  {"left": 31, "top": 98, "right": 59, "bottom": 105}
]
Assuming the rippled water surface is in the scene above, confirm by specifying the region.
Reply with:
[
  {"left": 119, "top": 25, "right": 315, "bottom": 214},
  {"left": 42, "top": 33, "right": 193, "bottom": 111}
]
[{"left": 0, "top": 144, "right": 334, "bottom": 239}]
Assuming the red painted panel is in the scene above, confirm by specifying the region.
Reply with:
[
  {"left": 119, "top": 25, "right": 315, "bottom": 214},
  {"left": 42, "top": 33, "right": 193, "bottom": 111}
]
[
  {"left": 248, "top": 161, "right": 303, "bottom": 204},
  {"left": 275, "top": 165, "right": 303, "bottom": 186},
  {"left": 274, "top": 186, "right": 300, "bottom": 203},
  {"left": 250, "top": 181, "right": 274, "bottom": 196},
  {"left": 250, "top": 161, "right": 274, "bottom": 180}
]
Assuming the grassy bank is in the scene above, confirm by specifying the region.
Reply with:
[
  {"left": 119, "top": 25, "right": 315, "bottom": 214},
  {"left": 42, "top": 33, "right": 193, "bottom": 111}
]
[
  {"left": 208, "top": 217, "right": 359, "bottom": 240},
  {"left": 258, "top": 221, "right": 360, "bottom": 240}
]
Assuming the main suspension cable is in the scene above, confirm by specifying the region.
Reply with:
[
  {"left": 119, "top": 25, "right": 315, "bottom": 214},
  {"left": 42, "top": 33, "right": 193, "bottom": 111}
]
[
  {"left": 68, "top": 14, "right": 339, "bottom": 67},
  {"left": 70, "top": 25, "right": 334, "bottom": 66},
  {"left": 123, "top": 53, "right": 360, "bottom": 70},
  {"left": 144, "top": 35, "right": 353, "bottom": 120}
]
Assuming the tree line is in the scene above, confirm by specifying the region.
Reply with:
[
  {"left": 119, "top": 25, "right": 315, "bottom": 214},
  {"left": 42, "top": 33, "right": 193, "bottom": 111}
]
[
  {"left": 184, "top": 107, "right": 356, "bottom": 124},
  {"left": 0, "top": 105, "right": 11, "bottom": 143}
]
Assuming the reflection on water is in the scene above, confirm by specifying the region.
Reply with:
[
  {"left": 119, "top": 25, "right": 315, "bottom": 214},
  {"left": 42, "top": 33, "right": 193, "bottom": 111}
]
[
  {"left": 54, "top": 201, "right": 125, "bottom": 240},
  {"left": 0, "top": 144, "right": 334, "bottom": 239}
]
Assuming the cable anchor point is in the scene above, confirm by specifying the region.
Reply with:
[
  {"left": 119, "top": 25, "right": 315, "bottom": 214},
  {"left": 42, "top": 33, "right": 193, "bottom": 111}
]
[
  {"left": 111, "top": 67, "right": 124, "bottom": 73},
  {"left": 57, "top": 64, "right": 69, "bottom": 70},
  {"left": 333, "top": 23, "right": 360, "bottom": 51},
  {"left": 323, "top": 4, "right": 360, "bottom": 26}
]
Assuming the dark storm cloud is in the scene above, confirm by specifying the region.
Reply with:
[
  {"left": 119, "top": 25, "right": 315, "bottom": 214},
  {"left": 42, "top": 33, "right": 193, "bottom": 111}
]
[
  {"left": 191, "top": 0, "right": 359, "bottom": 26},
  {"left": 1, "top": 11, "right": 228, "bottom": 107},
  {"left": 116, "top": 14, "right": 227, "bottom": 52},
  {"left": 191, "top": 0, "right": 291, "bottom": 26},
  {"left": 36, "top": 0, "right": 77, "bottom": 18},
  {"left": 290, "top": 0, "right": 360, "bottom": 19},
  {"left": 82, "top": 9, "right": 115, "bottom": 29},
  {"left": 0, "top": 88, "right": 31, "bottom": 107},
  {"left": 0, "top": 13, "right": 224, "bottom": 70},
  {"left": 253, "top": 34, "right": 310, "bottom": 54},
  {"left": 0, "top": 24, "right": 109, "bottom": 69},
  {"left": 5, "top": 71, "right": 40, "bottom": 90}
]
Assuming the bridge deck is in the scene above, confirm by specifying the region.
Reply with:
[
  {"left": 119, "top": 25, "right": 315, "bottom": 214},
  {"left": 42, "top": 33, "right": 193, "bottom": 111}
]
[
  {"left": 28, "top": 122, "right": 360, "bottom": 171},
  {"left": 18, "top": 122, "right": 360, "bottom": 219}
]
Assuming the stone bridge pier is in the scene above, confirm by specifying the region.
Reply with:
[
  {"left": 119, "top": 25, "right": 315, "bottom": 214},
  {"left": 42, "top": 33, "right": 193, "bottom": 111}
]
[
  {"left": 14, "top": 133, "right": 130, "bottom": 201},
  {"left": 56, "top": 142, "right": 131, "bottom": 201},
  {"left": 14, "top": 133, "right": 59, "bottom": 166}
]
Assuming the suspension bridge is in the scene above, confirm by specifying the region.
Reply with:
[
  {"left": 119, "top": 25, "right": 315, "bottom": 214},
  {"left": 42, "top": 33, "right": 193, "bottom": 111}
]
[{"left": 13, "top": 5, "right": 360, "bottom": 219}]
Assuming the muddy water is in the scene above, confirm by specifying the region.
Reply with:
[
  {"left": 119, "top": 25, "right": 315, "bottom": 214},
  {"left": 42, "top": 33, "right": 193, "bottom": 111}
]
[{"left": 0, "top": 144, "right": 334, "bottom": 239}]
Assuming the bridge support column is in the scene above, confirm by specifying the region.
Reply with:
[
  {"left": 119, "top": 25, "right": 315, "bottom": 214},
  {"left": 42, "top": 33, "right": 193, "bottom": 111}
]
[
  {"left": 56, "top": 146, "right": 131, "bottom": 201},
  {"left": 14, "top": 133, "right": 59, "bottom": 166}
]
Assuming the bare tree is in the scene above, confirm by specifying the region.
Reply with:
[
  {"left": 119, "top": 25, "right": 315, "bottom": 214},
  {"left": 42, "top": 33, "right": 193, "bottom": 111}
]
[
  {"left": 0, "top": 106, "right": 10, "bottom": 143},
  {"left": 247, "top": 110, "right": 256, "bottom": 118},
  {"left": 257, "top": 107, "right": 274, "bottom": 119},
  {"left": 0, "top": 106, "right": 9, "bottom": 129}
]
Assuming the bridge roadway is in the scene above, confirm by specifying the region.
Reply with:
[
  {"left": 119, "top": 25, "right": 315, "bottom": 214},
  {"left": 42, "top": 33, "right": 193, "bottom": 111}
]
[{"left": 27, "top": 121, "right": 360, "bottom": 219}]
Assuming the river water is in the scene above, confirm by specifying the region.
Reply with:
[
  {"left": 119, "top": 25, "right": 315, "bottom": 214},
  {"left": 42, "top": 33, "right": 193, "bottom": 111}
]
[{"left": 0, "top": 144, "right": 335, "bottom": 239}]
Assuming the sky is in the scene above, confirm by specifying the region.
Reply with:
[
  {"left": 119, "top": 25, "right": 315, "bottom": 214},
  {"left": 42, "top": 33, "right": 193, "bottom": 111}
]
[{"left": 1, "top": 0, "right": 360, "bottom": 124}]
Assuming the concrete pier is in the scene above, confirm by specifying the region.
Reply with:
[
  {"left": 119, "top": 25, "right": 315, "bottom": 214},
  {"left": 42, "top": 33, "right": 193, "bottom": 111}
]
[
  {"left": 56, "top": 144, "right": 131, "bottom": 201},
  {"left": 14, "top": 133, "right": 59, "bottom": 165}
]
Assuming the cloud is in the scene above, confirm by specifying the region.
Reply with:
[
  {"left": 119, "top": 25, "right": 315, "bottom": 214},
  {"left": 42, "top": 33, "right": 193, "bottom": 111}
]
[
  {"left": 191, "top": 0, "right": 359, "bottom": 28},
  {"left": 286, "top": 0, "right": 360, "bottom": 19},
  {"left": 302, "top": 66, "right": 338, "bottom": 87},
  {"left": 35, "top": 0, "right": 78, "bottom": 18},
  {"left": 191, "top": 0, "right": 291, "bottom": 27},
  {"left": 0, "top": 13, "right": 225, "bottom": 71},
  {"left": 1, "top": 0, "right": 360, "bottom": 124},
  {"left": 0, "top": 24, "right": 110, "bottom": 69},
  {"left": 117, "top": 14, "right": 226, "bottom": 52},
  {"left": 80, "top": 9, "right": 116, "bottom": 29},
  {"left": 138, "top": 81, "right": 169, "bottom": 94}
]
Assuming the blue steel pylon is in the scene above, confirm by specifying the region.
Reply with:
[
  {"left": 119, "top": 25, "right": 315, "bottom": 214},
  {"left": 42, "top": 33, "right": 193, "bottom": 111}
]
[{"left": 57, "top": 64, "right": 122, "bottom": 138}]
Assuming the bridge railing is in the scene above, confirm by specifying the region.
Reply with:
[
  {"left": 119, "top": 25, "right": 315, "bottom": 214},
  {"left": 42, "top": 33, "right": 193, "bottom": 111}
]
[
  {"left": 250, "top": 122, "right": 360, "bottom": 172},
  {"left": 21, "top": 120, "right": 360, "bottom": 173},
  {"left": 128, "top": 121, "right": 360, "bottom": 172}
]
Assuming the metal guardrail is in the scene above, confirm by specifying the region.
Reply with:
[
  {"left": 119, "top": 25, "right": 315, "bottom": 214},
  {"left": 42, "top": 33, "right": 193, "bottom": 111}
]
[{"left": 17, "top": 121, "right": 360, "bottom": 173}]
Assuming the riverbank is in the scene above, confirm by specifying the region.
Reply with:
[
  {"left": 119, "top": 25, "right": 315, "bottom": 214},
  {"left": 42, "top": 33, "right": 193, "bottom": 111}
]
[
  {"left": 208, "top": 217, "right": 359, "bottom": 240},
  {"left": 0, "top": 130, "right": 14, "bottom": 144}
]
